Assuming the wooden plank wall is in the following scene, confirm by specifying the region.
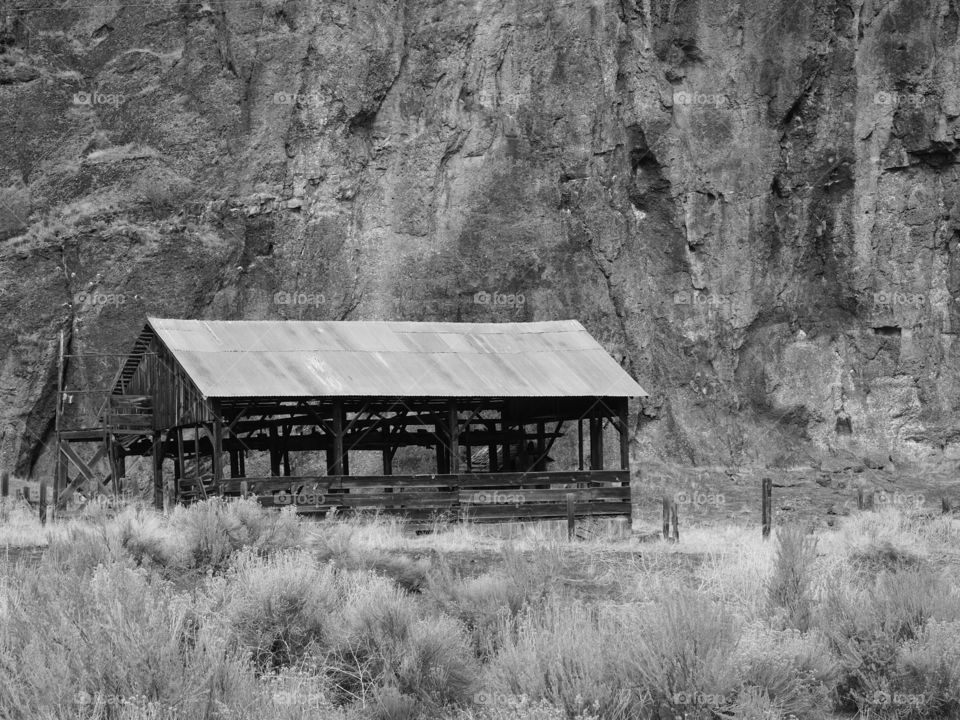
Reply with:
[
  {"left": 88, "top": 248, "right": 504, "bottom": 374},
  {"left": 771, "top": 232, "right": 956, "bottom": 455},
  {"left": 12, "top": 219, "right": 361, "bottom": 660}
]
[
  {"left": 123, "top": 340, "right": 211, "bottom": 428},
  {"left": 177, "top": 470, "right": 632, "bottom": 522}
]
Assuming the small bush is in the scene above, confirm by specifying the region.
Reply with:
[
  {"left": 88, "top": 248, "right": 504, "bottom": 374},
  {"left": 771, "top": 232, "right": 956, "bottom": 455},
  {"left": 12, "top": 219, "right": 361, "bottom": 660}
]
[
  {"left": 817, "top": 567, "right": 960, "bottom": 712},
  {"left": 367, "top": 552, "right": 433, "bottom": 593},
  {"left": 426, "top": 545, "right": 558, "bottom": 657},
  {"left": 484, "top": 599, "right": 641, "bottom": 719},
  {"left": 0, "top": 563, "right": 251, "bottom": 718},
  {"left": 732, "top": 622, "right": 837, "bottom": 718},
  {"left": 44, "top": 523, "right": 126, "bottom": 573},
  {"left": 427, "top": 565, "right": 536, "bottom": 658},
  {"left": 169, "top": 498, "right": 302, "bottom": 570},
  {"left": 332, "top": 574, "right": 477, "bottom": 710},
  {"left": 895, "top": 619, "right": 960, "bottom": 718},
  {"left": 214, "top": 549, "right": 338, "bottom": 671},
  {"left": 369, "top": 685, "right": 421, "bottom": 720},
  {"left": 624, "top": 593, "right": 742, "bottom": 715},
  {"left": 767, "top": 525, "right": 819, "bottom": 631},
  {"left": 849, "top": 539, "right": 923, "bottom": 574}
]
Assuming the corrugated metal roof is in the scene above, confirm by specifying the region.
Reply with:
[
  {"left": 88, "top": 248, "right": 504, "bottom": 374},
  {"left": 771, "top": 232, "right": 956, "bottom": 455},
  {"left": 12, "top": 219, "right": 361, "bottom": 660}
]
[{"left": 143, "top": 317, "right": 647, "bottom": 399}]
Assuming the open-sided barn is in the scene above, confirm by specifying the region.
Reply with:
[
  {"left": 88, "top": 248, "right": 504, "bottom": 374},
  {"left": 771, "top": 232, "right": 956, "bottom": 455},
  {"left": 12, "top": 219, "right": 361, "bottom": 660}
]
[{"left": 55, "top": 318, "right": 647, "bottom": 523}]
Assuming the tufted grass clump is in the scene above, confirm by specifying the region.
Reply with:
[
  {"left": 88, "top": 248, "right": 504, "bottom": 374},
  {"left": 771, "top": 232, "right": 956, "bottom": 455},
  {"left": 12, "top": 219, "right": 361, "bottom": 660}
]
[{"left": 766, "top": 524, "right": 819, "bottom": 631}]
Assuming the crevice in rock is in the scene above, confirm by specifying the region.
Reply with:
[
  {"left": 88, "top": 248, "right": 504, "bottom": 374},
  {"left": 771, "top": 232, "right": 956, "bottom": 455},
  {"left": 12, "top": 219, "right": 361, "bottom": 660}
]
[
  {"left": 835, "top": 416, "right": 853, "bottom": 434},
  {"left": 873, "top": 325, "right": 901, "bottom": 337}
]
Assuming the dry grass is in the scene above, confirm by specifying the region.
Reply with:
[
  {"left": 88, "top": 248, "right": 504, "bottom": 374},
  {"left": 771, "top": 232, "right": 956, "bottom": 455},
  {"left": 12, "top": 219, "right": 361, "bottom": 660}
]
[{"left": 2, "top": 500, "right": 960, "bottom": 718}]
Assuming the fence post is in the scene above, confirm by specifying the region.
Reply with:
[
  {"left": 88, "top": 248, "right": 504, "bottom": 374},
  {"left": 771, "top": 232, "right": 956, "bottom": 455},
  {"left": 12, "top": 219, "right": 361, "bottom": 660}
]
[
  {"left": 22, "top": 486, "right": 29, "bottom": 504},
  {"left": 761, "top": 477, "right": 772, "bottom": 539},
  {"left": 662, "top": 496, "right": 671, "bottom": 540},
  {"left": 566, "top": 493, "right": 575, "bottom": 541},
  {"left": 0, "top": 470, "right": 7, "bottom": 522},
  {"left": 942, "top": 496, "right": 952, "bottom": 515},
  {"left": 39, "top": 479, "right": 47, "bottom": 526},
  {"left": 670, "top": 501, "right": 679, "bottom": 542},
  {"left": 240, "top": 480, "right": 249, "bottom": 499}
]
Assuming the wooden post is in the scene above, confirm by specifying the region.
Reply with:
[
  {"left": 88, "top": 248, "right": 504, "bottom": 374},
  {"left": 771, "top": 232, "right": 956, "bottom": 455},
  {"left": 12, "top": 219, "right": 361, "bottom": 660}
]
[
  {"left": 670, "top": 501, "right": 679, "bottom": 542},
  {"left": 566, "top": 492, "right": 575, "bottom": 540},
  {"left": 39, "top": 478, "right": 47, "bottom": 525},
  {"left": 238, "top": 448, "right": 246, "bottom": 477},
  {"left": 175, "top": 426, "right": 185, "bottom": 503},
  {"left": 536, "top": 422, "right": 546, "bottom": 469},
  {"left": 212, "top": 414, "right": 224, "bottom": 483},
  {"left": 331, "top": 401, "right": 345, "bottom": 476},
  {"left": 22, "top": 486, "right": 29, "bottom": 503},
  {"left": 501, "top": 423, "right": 511, "bottom": 471},
  {"left": 448, "top": 401, "right": 460, "bottom": 474},
  {"left": 487, "top": 426, "right": 498, "bottom": 473},
  {"left": 117, "top": 452, "right": 127, "bottom": 495},
  {"left": 54, "top": 329, "right": 64, "bottom": 511},
  {"left": 857, "top": 487, "right": 864, "bottom": 510},
  {"left": 663, "top": 496, "right": 671, "bottom": 540},
  {"left": 488, "top": 419, "right": 498, "bottom": 473},
  {"left": 589, "top": 415, "right": 604, "bottom": 470},
  {"left": 518, "top": 425, "right": 528, "bottom": 471},
  {"left": 269, "top": 424, "right": 281, "bottom": 476},
  {"left": 152, "top": 430, "right": 163, "bottom": 509},
  {"left": 240, "top": 480, "right": 248, "bottom": 499},
  {"left": 229, "top": 448, "right": 239, "bottom": 478},
  {"left": 578, "top": 419, "right": 584, "bottom": 470},
  {"left": 1, "top": 470, "right": 8, "bottom": 499},
  {"left": 762, "top": 477, "right": 772, "bottom": 539},
  {"left": 282, "top": 425, "right": 291, "bottom": 476},
  {"left": 54, "top": 442, "right": 65, "bottom": 513},
  {"left": 942, "top": 496, "right": 952, "bottom": 515},
  {"left": 194, "top": 422, "right": 201, "bottom": 479},
  {"left": 618, "top": 399, "right": 630, "bottom": 471},
  {"left": 436, "top": 440, "right": 447, "bottom": 474}
]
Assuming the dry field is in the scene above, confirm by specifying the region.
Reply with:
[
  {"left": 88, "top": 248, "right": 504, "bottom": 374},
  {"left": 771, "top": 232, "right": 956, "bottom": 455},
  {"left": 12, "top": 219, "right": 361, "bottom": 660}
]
[{"left": 1, "top": 495, "right": 959, "bottom": 720}]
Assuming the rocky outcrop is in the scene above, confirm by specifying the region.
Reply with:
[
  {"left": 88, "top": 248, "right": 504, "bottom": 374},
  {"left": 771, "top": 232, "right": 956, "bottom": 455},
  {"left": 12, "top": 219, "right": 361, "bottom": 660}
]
[{"left": 2, "top": 0, "right": 960, "bottom": 477}]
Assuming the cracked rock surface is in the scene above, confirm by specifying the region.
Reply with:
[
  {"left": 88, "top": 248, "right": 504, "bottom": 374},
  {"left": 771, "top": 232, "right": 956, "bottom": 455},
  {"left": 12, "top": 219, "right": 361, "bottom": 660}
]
[{"left": 2, "top": 0, "right": 960, "bottom": 477}]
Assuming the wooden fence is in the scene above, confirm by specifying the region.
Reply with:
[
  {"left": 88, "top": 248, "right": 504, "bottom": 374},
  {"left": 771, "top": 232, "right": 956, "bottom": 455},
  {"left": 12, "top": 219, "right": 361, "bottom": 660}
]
[{"left": 176, "top": 470, "right": 632, "bottom": 522}]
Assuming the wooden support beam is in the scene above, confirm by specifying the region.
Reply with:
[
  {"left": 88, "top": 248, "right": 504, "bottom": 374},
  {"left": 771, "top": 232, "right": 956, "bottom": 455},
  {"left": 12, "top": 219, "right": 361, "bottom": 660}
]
[
  {"left": 176, "top": 426, "right": 186, "bottom": 481},
  {"left": 536, "top": 422, "right": 546, "bottom": 470},
  {"left": 152, "top": 430, "right": 163, "bottom": 509},
  {"left": 229, "top": 449, "right": 239, "bottom": 478},
  {"left": 194, "top": 423, "right": 201, "bottom": 477},
  {"left": 589, "top": 415, "right": 604, "bottom": 470},
  {"left": 382, "top": 447, "right": 393, "bottom": 475},
  {"left": 282, "top": 424, "right": 291, "bottom": 476},
  {"left": 60, "top": 442, "right": 99, "bottom": 485},
  {"left": 54, "top": 330, "right": 65, "bottom": 512},
  {"left": 330, "top": 400, "right": 345, "bottom": 475},
  {"left": 518, "top": 423, "right": 528, "bottom": 471},
  {"left": 578, "top": 419, "right": 584, "bottom": 470},
  {"left": 54, "top": 441, "right": 66, "bottom": 509},
  {"left": 211, "top": 416, "right": 224, "bottom": 483},
  {"left": 39, "top": 478, "right": 47, "bottom": 525},
  {"left": 448, "top": 400, "right": 460, "bottom": 474},
  {"left": 618, "top": 398, "right": 630, "bottom": 471},
  {"left": 269, "top": 424, "right": 281, "bottom": 476}
]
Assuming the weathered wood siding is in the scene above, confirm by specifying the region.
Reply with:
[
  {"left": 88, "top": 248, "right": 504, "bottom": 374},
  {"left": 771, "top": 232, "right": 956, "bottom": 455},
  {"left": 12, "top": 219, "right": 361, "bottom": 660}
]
[{"left": 123, "top": 337, "right": 212, "bottom": 428}]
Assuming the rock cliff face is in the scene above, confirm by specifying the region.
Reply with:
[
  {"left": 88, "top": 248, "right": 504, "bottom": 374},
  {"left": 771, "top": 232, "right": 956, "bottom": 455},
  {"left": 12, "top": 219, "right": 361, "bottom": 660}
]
[{"left": 2, "top": 0, "right": 960, "bottom": 478}]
